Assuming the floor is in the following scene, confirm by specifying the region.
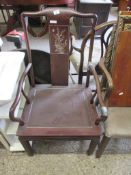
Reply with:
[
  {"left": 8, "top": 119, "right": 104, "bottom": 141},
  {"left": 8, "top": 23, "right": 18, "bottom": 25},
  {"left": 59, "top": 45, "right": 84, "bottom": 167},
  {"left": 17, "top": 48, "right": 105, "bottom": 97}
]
[
  {"left": 1, "top": 139, "right": 131, "bottom": 175},
  {"left": 1, "top": 7, "right": 131, "bottom": 175}
]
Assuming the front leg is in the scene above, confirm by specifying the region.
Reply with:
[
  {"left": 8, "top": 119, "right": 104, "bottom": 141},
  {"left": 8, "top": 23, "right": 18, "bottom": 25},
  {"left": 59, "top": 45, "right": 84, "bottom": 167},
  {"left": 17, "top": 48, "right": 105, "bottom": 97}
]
[
  {"left": 19, "top": 137, "right": 34, "bottom": 156},
  {"left": 87, "top": 137, "right": 100, "bottom": 155}
]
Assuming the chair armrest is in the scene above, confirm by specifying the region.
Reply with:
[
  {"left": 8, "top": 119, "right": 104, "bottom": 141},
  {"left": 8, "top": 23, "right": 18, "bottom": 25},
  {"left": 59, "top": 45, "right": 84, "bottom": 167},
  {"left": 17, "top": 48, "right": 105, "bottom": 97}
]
[
  {"left": 98, "top": 58, "right": 113, "bottom": 92},
  {"left": 71, "top": 21, "right": 117, "bottom": 68},
  {"left": 9, "top": 63, "right": 32, "bottom": 126},
  {"left": 89, "top": 62, "right": 106, "bottom": 107},
  {"left": 89, "top": 62, "right": 110, "bottom": 124},
  {"left": 71, "top": 21, "right": 117, "bottom": 53},
  {"left": 81, "top": 21, "right": 117, "bottom": 52},
  {"left": 95, "top": 21, "right": 116, "bottom": 32},
  {"left": 71, "top": 21, "right": 117, "bottom": 64}
]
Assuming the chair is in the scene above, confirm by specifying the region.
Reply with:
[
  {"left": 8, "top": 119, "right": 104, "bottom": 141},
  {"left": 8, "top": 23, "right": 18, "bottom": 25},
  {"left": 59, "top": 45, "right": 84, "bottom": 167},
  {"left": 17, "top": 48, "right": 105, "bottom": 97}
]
[
  {"left": 69, "top": 20, "right": 116, "bottom": 84},
  {"left": 88, "top": 11, "right": 131, "bottom": 158},
  {"left": 9, "top": 8, "right": 102, "bottom": 156},
  {"left": 0, "top": 5, "right": 21, "bottom": 36}
]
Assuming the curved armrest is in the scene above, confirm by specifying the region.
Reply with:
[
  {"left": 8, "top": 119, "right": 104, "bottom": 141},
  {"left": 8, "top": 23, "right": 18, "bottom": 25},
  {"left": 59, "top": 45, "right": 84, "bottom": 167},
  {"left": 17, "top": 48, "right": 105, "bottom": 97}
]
[
  {"left": 9, "top": 63, "right": 32, "bottom": 126},
  {"left": 95, "top": 21, "right": 116, "bottom": 32},
  {"left": 89, "top": 62, "right": 109, "bottom": 124},
  {"left": 71, "top": 20, "right": 117, "bottom": 55},
  {"left": 81, "top": 21, "right": 117, "bottom": 52},
  {"left": 98, "top": 58, "right": 113, "bottom": 92},
  {"left": 71, "top": 21, "right": 117, "bottom": 64},
  {"left": 89, "top": 61, "right": 114, "bottom": 124},
  {"left": 89, "top": 62, "right": 106, "bottom": 107}
]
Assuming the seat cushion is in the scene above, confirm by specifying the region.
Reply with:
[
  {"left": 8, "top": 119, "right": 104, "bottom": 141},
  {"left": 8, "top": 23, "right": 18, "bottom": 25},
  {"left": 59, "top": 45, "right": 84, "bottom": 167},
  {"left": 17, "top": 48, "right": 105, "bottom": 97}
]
[
  {"left": 17, "top": 84, "right": 101, "bottom": 137},
  {"left": 104, "top": 107, "right": 131, "bottom": 137}
]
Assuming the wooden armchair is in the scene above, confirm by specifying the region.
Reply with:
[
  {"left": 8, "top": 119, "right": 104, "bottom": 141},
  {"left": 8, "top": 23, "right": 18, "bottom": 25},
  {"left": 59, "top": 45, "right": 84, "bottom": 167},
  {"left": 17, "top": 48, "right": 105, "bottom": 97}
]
[
  {"left": 88, "top": 11, "right": 131, "bottom": 158},
  {"left": 9, "top": 8, "right": 102, "bottom": 156},
  {"left": 69, "top": 20, "right": 116, "bottom": 84}
]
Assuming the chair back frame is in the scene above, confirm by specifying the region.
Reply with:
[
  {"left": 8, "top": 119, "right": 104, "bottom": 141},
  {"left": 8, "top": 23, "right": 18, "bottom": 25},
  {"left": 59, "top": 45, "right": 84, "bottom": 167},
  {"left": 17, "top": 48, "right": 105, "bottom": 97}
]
[{"left": 21, "top": 7, "right": 97, "bottom": 86}]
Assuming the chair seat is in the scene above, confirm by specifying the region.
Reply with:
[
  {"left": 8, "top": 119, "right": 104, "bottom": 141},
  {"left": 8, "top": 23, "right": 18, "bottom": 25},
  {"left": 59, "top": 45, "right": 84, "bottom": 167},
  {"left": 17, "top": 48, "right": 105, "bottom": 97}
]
[
  {"left": 17, "top": 84, "right": 101, "bottom": 137},
  {"left": 105, "top": 107, "right": 131, "bottom": 137}
]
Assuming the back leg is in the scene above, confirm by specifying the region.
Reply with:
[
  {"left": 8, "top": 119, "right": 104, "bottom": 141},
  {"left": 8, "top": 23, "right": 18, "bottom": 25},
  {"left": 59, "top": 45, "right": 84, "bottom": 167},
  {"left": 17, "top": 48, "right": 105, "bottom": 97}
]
[{"left": 96, "top": 135, "right": 110, "bottom": 158}]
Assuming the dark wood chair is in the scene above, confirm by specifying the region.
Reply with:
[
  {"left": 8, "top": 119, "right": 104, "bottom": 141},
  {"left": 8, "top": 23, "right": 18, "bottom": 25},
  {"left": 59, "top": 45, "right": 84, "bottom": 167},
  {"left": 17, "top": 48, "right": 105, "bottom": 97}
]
[
  {"left": 87, "top": 11, "right": 131, "bottom": 158},
  {"left": 69, "top": 20, "right": 116, "bottom": 84},
  {"left": 9, "top": 8, "right": 102, "bottom": 156}
]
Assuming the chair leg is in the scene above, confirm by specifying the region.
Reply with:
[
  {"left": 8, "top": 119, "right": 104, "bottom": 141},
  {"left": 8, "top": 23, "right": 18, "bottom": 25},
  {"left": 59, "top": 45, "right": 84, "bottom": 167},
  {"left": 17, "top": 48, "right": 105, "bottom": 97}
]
[
  {"left": 87, "top": 137, "right": 99, "bottom": 155},
  {"left": 19, "top": 137, "right": 34, "bottom": 156},
  {"left": 96, "top": 135, "right": 110, "bottom": 158}
]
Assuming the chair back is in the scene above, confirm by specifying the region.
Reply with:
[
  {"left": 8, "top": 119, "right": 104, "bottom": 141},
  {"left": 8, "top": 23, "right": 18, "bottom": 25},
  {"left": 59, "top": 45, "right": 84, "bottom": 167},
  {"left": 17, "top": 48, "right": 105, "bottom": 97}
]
[{"left": 21, "top": 7, "right": 97, "bottom": 86}]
